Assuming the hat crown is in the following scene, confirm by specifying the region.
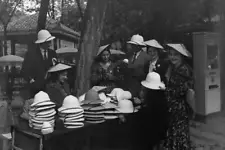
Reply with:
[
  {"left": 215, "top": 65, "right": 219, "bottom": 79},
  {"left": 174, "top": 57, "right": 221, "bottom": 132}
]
[
  {"left": 37, "top": 30, "right": 52, "bottom": 41},
  {"left": 62, "top": 95, "right": 80, "bottom": 108},
  {"left": 130, "top": 34, "right": 144, "bottom": 43},
  {"left": 84, "top": 89, "right": 100, "bottom": 101},
  {"left": 34, "top": 91, "right": 50, "bottom": 103},
  {"left": 145, "top": 72, "right": 161, "bottom": 84},
  {"left": 118, "top": 100, "right": 134, "bottom": 111}
]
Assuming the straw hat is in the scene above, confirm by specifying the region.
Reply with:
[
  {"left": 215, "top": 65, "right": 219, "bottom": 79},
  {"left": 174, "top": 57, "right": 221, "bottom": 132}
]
[
  {"left": 127, "top": 34, "right": 146, "bottom": 46},
  {"left": 58, "top": 95, "right": 82, "bottom": 112},
  {"left": 31, "top": 91, "right": 52, "bottom": 107},
  {"left": 144, "top": 39, "right": 163, "bottom": 49},
  {"left": 41, "top": 122, "right": 53, "bottom": 135},
  {"left": 141, "top": 72, "right": 165, "bottom": 90},
  {"left": 97, "top": 44, "right": 110, "bottom": 56},
  {"left": 48, "top": 63, "right": 72, "bottom": 73},
  {"left": 116, "top": 100, "right": 138, "bottom": 113},
  {"left": 166, "top": 43, "right": 192, "bottom": 57},
  {"left": 35, "top": 30, "right": 55, "bottom": 44}
]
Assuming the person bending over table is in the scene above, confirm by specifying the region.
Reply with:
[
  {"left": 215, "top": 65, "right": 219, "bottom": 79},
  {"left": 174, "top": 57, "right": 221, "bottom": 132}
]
[{"left": 46, "top": 63, "right": 72, "bottom": 108}]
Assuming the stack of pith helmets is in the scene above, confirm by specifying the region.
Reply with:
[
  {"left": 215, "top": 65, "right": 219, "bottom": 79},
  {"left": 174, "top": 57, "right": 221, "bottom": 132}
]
[
  {"left": 81, "top": 89, "right": 105, "bottom": 124},
  {"left": 58, "top": 95, "right": 84, "bottom": 129},
  {"left": 29, "top": 91, "right": 56, "bottom": 130}
]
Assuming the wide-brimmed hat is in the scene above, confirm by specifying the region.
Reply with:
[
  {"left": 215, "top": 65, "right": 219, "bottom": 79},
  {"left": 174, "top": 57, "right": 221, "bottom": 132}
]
[
  {"left": 35, "top": 30, "right": 55, "bottom": 44},
  {"left": 127, "top": 34, "right": 146, "bottom": 46},
  {"left": 144, "top": 39, "right": 163, "bottom": 49},
  {"left": 141, "top": 72, "right": 165, "bottom": 90},
  {"left": 31, "top": 91, "right": 53, "bottom": 107},
  {"left": 166, "top": 43, "right": 192, "bottom": 57},
  {"left": 58, "top": 95, "right": 82, "bottom": 112},
  {"left": 48, "top": 63, "right": 72, "bottom": 73},
  {"left": 116, "top": 100, "right": 138, "bottom": 113},
  {"left": 81, "top": 89, "right": 104, "bottom": 105},
  {"left": 97, "top": 44, "right": 110, "bottom": 56}
]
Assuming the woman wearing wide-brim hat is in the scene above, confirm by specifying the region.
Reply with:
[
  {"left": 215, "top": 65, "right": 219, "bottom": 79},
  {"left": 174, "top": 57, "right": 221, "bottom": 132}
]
[
  {"left": 45, "top": 63, "right": 72, "bottom": 108},
  {"left": 162, "top": 43, "right": 194, "bottom": 150},
  {"left": 143, "top": 39, "right": 169, "bottom": 84}
]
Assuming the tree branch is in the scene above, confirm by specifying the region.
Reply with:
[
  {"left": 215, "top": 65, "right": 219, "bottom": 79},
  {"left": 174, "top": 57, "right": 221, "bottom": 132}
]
[
  {"left": 75, "top": 0, "right": 84, "bottom": 20},
  {"left": 6, "top": 0, "right": 22, "bottom": 25}
]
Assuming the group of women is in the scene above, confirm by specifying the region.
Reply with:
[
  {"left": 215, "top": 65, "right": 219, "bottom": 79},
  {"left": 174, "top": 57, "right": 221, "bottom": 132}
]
[{"left": 90, "top": 35, "right": 194, "bottom": 150}]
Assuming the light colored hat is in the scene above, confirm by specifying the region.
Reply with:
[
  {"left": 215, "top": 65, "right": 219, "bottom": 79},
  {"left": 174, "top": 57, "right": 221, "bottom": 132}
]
[
  {"left": 35, "top": 30, "right": 55, "bottom": 44},
  {"left": 58, "top": 95, "right": 81, "bottom": 112},
  {"left": 41, "top": 122, "right": 53, "bottom": 135},
  {"left": 144, "top": 39, "right": 163, "bottom": 49},
  {"left": 78, "top": 94, "right": 85, "bottom": 102},
  {"left": 107, "top": 88, "right": 124, "bottom": 97},
  {"left": 123, "top": 59, "right": 129, "bottom": 64},
  {"left": 166, "top": 43, "right": 192, "bottom": 57},
  {"left": 31, "top": 91, "right": 51, "bottom": 107},
  {"left": 48, "top": 63, "right": 71, "bottom": 73},
  {"left": 97, "top": 44, "right": 110, "bottom": 56},
  {"left": 141, "top": 72, "right": 165, "bottom": 90},
  {"left": 116, "top": 100, "right": 138, "bottom": 113},
  {"left": 127, "top": 34, "right": 145, "bottom": 46}
]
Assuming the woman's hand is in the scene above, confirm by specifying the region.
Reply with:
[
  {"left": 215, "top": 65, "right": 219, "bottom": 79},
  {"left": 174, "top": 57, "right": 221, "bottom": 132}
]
[{"left": 133, "top": 97, "right": 142, "bottom": 105}]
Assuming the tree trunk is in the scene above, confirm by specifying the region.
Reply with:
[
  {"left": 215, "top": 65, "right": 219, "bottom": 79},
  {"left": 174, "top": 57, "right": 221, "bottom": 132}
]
[
  {"left": 37, "top": 0, "right": 51, "bottom": 32},
  {"left": 74, "top": 0, "right": 108, "bottom": 96}
]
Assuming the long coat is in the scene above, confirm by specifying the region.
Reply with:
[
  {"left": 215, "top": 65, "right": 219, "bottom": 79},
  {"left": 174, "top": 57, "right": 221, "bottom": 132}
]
[
  {"left": 21, "top": 47, "right": 57, "bottom": 97},
  {"left": 123, "top": 51, "right": 150, "bottom": 97}
]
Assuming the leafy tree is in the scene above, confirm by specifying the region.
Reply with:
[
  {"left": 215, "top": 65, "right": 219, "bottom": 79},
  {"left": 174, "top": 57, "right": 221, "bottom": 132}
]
[{"left": 0, "top": 0, "right": 22, "bottom": 55}]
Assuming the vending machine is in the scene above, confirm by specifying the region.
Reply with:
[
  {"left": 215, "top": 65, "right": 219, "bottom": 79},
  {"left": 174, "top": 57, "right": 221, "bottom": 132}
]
[{"left": 193, "top": 32, "right": 222, "bottom": 116}]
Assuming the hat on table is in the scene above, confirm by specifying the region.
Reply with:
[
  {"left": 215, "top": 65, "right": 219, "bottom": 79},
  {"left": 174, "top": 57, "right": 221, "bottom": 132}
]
[{"left": 116, "top": 99, "right": 138, "bottom": 114}]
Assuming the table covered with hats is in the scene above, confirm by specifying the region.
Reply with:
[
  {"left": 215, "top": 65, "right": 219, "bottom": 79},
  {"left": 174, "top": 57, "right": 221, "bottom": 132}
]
[{"left": 12, "top": 87, "right": 139, "bottom": 150}]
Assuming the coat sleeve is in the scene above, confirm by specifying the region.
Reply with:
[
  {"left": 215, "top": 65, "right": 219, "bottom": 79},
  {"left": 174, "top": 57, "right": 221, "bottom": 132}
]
[
  {"left": 46, "top": 85, "right": 65, "bottom": 108},
  {"left": 21, "top": 51, "right": 33, "bottom": 82}
]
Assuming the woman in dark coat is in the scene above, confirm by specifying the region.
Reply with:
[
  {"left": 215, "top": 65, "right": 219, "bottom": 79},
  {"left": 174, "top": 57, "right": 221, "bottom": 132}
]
[
  {"left": 132, "top": 72, "right": 168, "bottom": 150},
  {"left": 90, "top": 44, "right": 122, "bottom": 93},
  {"left": 163, "top": 43, "right": 193, "bottom": 150},
  {"left": 45, "top": 63, "right": 72, "bottom": 108}
]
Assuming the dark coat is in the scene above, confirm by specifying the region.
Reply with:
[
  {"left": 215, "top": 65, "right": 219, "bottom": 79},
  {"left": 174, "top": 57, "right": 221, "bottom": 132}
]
[
  {"left": 123, "top": 51, "right": 150, "bottom": 97},
  {"left": 144, "top": 58, "right": 169, "bottom": 83},
  {"left": 21, "top": 47, "right": 57, "bottom": 97},
  {"left": 46, "top": 82, "right": 71, "bottom": 108}
]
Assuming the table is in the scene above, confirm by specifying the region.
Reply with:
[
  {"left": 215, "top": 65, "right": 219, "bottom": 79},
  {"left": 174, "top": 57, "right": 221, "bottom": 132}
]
[{"left": 12, "top": 116, "right": 133, "bottom": 150}]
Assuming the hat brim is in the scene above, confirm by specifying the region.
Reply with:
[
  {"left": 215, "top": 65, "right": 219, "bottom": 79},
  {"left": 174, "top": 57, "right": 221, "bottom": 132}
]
[
  {"left": 115, "top": 108, "right": 138, "bottom": 114},
  {"left": 58, "top": 107, "right": 83, "bottom": 113},
  {"left": 48, "top": 65, "right": 71, "bottom": 73},
  {"left": 35, "top": 36, "right": 55, "bottom": 44},
  {"left": 31, "top": 101, "right": 53, "bottom": 107},
  {"left": 127, "top": 41, "right": 146, "bottom": 46},
  {"left": 141, "top": 81, "right": 165, "bottom": 90},
  {"left": 81, "top": 100, "right": 104, "bottom": 105}
]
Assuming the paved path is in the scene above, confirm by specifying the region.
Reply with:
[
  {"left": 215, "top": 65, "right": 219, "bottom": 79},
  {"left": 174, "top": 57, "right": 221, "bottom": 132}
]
[{"left": 190, "top": 115, "right": 225, "bottom": 150}]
